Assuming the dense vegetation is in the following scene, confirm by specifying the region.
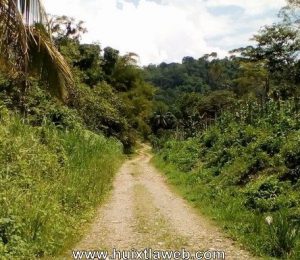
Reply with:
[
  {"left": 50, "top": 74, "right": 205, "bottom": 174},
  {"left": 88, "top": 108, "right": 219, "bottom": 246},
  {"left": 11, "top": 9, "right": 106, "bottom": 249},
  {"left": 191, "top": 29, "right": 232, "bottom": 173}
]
[
  {"left": 0, "top": 1, "right": 154, "bottom": 258},
  {"left": 153, "top": 100, "right": 300, "bottom": 258},
  {"left": 148, "top": 1, "right": 300, "bottom": 259},
  {"left": 0, "top": 105, "right": 123, "bottom": 257},
  {"left": 1, "top": 0, "right": 300, "bottom": 259}
]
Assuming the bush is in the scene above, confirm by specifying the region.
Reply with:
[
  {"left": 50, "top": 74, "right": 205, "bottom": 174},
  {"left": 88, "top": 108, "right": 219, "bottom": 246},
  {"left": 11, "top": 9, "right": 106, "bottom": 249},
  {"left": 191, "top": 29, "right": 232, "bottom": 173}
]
[
  {"left": 245, "top": 178, "right": 286, "bottom": 212},
  {"left": 158, "top": 139, "right": 200, "bottom": 172},
  {"left": 70, "top": 83, "right": 137, "bottom": 152},
  {"left": 281, "top": 132, "right": 300, "bottom": 170}
]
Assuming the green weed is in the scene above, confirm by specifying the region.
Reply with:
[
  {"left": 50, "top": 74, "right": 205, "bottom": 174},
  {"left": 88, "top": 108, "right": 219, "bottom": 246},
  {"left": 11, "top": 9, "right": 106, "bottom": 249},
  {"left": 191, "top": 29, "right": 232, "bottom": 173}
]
[
  {"left": 0, "top": 107, "right": 123, "bottom": 258},
  {"left": 153, "top": 100, "right": 300, "bottom": 259}
]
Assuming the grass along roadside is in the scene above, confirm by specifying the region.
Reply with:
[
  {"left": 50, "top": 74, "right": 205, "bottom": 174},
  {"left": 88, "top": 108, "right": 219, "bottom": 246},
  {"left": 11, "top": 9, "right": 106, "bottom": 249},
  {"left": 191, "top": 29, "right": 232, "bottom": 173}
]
[
  {"left": 152, "top": 155, "right": 300, "bottom": 260},
  {"left": 0, "top": 108, "right": 124, "bottom": 259}
]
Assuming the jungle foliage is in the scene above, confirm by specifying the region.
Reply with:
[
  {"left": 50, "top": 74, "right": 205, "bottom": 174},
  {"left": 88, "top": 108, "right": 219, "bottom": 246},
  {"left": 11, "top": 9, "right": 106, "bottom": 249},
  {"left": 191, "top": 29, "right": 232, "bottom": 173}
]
[
  {"left": 150, "top": 2, "right": 300, "bottom": 259},
  {"left": 1, "top": 0, "right": 300, "bottom": 259},
  {"left": 0, "top": 2, "right": 154, "bottom": 258}
]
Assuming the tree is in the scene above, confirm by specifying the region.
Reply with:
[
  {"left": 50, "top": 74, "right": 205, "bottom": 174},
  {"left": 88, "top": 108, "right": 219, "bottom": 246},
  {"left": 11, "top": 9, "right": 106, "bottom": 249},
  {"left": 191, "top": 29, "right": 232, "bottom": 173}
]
[
  {"left": 112, "top": 53, "right": 155, "bottom": 137},
  {"left": 74, "top": 44, "right": 104, "bottom": 86},
  {"left": 0, "top": 0, "right": 73, "bottom": 100},
  {"left": 102, "top": 47, "right": 119, "bottom": 78},
  {"left": 234, "top": 24, "right": 300, "bottom": 83},
  {"left": 287, "top": 0, "right": 300, "bottom": 5},
  {"left": 234, "top": 61, "right": 269, "bottom": 98},
  {"left": 49, "top": 15, "right": 87, "bottom": 41},
  {"left": 232, "top": 23, "right": 300, "bottom": 100},
  {"left": 111, "top": 53, "right": 142, "bottom": 91},
  {"left": 150, "top": 111, "right": 177, "bottom": 133},
  {"left": 253, "top": 24, "right": 300, "bottom": 79}
]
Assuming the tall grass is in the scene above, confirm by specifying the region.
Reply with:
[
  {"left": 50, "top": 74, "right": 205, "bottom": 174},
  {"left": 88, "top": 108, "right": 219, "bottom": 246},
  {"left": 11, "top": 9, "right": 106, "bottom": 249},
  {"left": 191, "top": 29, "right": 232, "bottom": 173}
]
[
  {"left": 0, "top": 106, "right": 123, "bottom": 258},
  {"left": 153, "top": 157, "right": 300, "bottom": 259}
]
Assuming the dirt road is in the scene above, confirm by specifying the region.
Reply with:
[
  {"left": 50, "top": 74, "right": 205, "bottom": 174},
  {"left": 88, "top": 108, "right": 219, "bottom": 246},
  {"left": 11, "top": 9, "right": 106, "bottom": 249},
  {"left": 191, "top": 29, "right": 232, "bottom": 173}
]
[{"left": 72, "top": 145, "right": 255, "bottom": 259}]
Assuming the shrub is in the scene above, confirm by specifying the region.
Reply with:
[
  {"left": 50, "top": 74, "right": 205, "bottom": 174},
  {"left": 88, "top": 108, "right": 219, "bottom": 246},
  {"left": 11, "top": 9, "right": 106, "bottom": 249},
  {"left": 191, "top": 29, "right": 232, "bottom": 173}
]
[
  {"left": 260, "top": 137, "right": 282, "bottom": 156},
  {"left": 245, "top": 178, "right": 283, "bottom": 212},
  {"left": 281, "top": 132, "right": 300, "bottom": 170},
  {"left": 158, "top": 139, "right": 200, "bottom": 172}
]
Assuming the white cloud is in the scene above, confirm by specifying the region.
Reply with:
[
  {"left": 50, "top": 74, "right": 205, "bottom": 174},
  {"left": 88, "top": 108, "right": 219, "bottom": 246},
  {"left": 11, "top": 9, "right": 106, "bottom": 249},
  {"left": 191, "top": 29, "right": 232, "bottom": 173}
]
[{"left": 43, "top": 0, "right": 286, "bottom": 65}]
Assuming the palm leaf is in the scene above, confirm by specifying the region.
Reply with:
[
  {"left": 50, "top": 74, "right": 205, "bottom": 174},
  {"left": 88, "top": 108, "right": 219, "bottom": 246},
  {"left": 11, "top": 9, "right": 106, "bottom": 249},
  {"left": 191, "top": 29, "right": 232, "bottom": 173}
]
[
  {"left": 0, "top": 0, "right": 73, "bottom": 100},
  {"left": 29, "top": 25, "right": 73, "bottom": 98}
]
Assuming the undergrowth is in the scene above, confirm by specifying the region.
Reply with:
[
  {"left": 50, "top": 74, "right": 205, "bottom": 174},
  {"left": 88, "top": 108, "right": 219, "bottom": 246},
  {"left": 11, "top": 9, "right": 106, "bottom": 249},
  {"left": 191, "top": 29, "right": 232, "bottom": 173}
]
[
  {"left": 153, "top": 100, "right": 300, "bottom": 259},
  {"left": 0, "top": 105, "right": 123, "bottom": 259}
]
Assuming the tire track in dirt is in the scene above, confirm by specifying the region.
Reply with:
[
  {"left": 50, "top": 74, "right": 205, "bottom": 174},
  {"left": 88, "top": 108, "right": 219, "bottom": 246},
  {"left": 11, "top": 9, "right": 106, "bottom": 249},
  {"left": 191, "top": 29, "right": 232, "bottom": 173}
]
[{"left": 71, "top": 145, "right": 257, "bottom": 260}]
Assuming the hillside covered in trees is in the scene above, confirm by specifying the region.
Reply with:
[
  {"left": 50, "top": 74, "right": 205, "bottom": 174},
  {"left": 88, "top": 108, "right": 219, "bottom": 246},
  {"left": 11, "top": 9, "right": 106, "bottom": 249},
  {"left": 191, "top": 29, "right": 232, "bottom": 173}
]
[{"left": 0, "top": 0, "right": 300, "bottom": 259}]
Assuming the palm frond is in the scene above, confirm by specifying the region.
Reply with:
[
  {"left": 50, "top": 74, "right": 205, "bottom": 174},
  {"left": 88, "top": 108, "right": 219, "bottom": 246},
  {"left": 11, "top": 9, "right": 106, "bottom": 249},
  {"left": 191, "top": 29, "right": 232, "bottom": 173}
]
[
  {"left": 0, "top": 0, "right": 73, "bottom": 100},
  {"left": 29, "top": 25, "right": 73, "bottom": 99}
]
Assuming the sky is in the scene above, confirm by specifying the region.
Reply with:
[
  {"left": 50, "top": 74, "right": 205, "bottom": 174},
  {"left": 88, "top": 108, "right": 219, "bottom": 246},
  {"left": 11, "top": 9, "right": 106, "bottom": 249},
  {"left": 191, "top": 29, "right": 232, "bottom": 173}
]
[{"left": 43, "top": 0, "right": 286, "bottom": 65}]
